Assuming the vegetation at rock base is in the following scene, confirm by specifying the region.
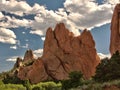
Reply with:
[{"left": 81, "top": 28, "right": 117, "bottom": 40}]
[
  {"left": 61, "top": 71, "right": 84, "bottom": 90},
  {"left": 93, "top": 50, "right": 120, "bottom": 82},
  {"left": 1, "top": 51, "right": 120, "bottom": 90}
]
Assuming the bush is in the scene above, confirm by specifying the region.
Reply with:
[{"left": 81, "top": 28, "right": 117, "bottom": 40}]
[
  {"left": 31, "top": 81, "right": 61, "bottom": 90},
  {"left": 3, "top": 74, "right": 23, "bottom": 84},
  {"left": 93, "top": 51, "right": 120, "bottom": 82},
  {"left": 62, "top": 71, "right": 83, "bottom": 90},
  {"left": 32, "top": 86, "right": 40, "bottom": 90},
  {"left": 23, "top": 80, "right": 31, "bottom": 90}
]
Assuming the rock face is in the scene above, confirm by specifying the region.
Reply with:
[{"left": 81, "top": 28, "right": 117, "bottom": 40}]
[
  {"left": 14, "top": 57, "right": 22, "bottom": 68},
  {"left": 17, "top": 23, "right": 100, "bottom": 84},
  {"left": 23, "top": 49, "right": 34, "bottom": 61},
  {"left": 110, "top": 4, "right": 120, "bottom": 55}
]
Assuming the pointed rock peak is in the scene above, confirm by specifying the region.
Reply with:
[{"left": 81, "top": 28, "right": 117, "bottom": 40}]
[
  {"left": 23, "top": 49, "right": 34, "bottom": 61},
  {"left": 55, "top": 23, "right": 66, "bottom": 30},
  {"left": 80, "top": 29, "right": 91, "bottom": 37},
  {"left": 80, "top": 29, "right": 95, "bottom": 47},
  {"left": 14, "top": 57, "right": 22, "bottom": 68},
  {"left": 46, "top": 27, "right": 53, "bottom": 33},
  {"left": 54, "top": 23, "right": 68, "bottom": 33}
]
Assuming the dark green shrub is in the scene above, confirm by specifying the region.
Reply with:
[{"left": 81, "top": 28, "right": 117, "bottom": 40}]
[
  {"left": 62, "top": 71, "right": 83, "bottom": 90},
  {"left": 2, "top": 74, "right": 23, "bottom": 84},
  {"left": 23, "top": 80, "right": 31, "bottom": 90},
  {"left": 93, "top": 51, "right": 120, "bottom": 82},
  {"left": 32, "top": 86, "right": 41, "bottom": 90}
]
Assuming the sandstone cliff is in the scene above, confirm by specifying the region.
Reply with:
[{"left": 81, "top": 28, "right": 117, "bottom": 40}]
[
  {"left": 17, "top": 23, "right": 100, "bottom": 84},
  {"left": 110, "top": 4, "right": 120, "bottom": 55}
]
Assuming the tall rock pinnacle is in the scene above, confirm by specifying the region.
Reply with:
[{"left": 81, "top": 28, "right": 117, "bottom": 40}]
[{"left": 110, "top": 4, "right": 120, "bottom": 55}]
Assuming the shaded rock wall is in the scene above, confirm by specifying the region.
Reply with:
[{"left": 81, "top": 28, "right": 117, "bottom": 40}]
[{"left": 110, "top": 4, "right": 120, "bottom": 55}]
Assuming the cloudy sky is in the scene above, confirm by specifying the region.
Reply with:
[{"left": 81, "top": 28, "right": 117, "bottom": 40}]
[{"left": 0, "top": 0, "right": 119, "bottom": 72}]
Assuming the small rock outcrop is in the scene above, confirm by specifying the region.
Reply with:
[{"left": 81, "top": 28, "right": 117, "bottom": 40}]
[
  {"left": 23, "top": 49, "right": 34, "bottom": 61},
  {"left": 14, "top": 57, "right": 22, "bottom": 68},
  {"left": 17, "top": 23, "right": 100, "bottom": 84},
  {"left": 110, "top": 4, "right": 120, "bottom": 55}
]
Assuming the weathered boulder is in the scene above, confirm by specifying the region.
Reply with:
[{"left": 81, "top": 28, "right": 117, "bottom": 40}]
[
  {"left": 110, "top": 4, "right": 120, "bottom": 55},
  {"left": 17, "top": 23, "right": 100, "bottom": 83}
]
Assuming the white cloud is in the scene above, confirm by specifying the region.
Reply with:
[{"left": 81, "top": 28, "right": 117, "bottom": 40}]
[
  {"left": 98, "top": 53, "right": 111, "bottom": 59},
  {"left": 28, "top": 0, "right": 119, "bottom": 36},
  {"left": 33, "top": 49, "right": 43, "bottom": 58},
  {"left": 0, "top": 28, "right": 17, "bottom": 44},
  {"left": 41, "top": 37, "right": 45, "bottom": 41},
  {"left": 10, "top": 45, "right": 17, "bottom": 49},
  {"left": 0, "top": 15, "right": 32, "bottom": 28},
  {"left": 64, "top": 0, "right": 113, "bottom": 30},
  {"left": 30, "top": 30, "right": 44, "bottom": 36},
  {"left": 0, "top": 0, "right": 32, "bottom": 16},
  {"left": 22, "top": 32, "right": 26, "bottom": 34},
  {"left": 0, "top": 0, "right": 119, "bottom": 37},
  {"left": 20, "top": 43, "right": 29, "bottom": 49},
  {"left": 6, "top": 56, "right": 18, "bottom": 62},
  {"left": 0, "top": 12, "right": 4, "bottom": 19}
]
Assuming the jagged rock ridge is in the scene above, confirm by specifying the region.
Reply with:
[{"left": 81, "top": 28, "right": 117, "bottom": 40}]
[
  {"left": 110, "top": 4, "right": 120, "bottom": 55},
  {"left": 17, "top": 23, "right": 100, "bottom": 84}
]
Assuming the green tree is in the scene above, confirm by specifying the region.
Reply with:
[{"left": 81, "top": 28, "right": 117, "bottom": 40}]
[
  {"left": 62, "top": 71, "right": 83, "bottom": 90},
  {"left": 93, "top": 51, "right": 120, "bottom": 82}
]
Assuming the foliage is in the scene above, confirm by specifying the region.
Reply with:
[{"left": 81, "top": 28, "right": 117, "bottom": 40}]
[
  {"left": 23, "top": 80, "right": 32, "bottom": 90},
  {"left": 2, "top": 74, "right": 23, "bottom": 84},
  {"left": 31, "top": 81, "right": 61, "bottom": 90},
  {"left": 61, "top": 71, "right": 83, "bottom": 90},
  {"left": 0, "top": 82, "right": 26, "bottom": 90},
  {"left": 93, "top": 51, "right": 120, "bottom": 82},
  {"left": 32, "top": 86, "right": 41, "bottom": 90}
]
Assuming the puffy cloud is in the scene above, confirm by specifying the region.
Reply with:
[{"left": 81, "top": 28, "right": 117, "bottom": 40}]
[
  {"left": 64, "top": 0, "right": 113, "bottom": 30},
  {"left": 0, "top": 0, "right": 119, "bottom": 37},
  {"left": 0, "top": 28, "right": 16, "bottom": 44},
  {"left": 98, "top": 53, "right": 111, "bottom": 59},
  {"left": 28, "top": 0, "right": 119, "bottom": 36},
  {"left": 0, "top": 15, "right": 32, "bottom": 28},
  {"left": 0, "top": 0, "right": 32, "bottom": 16},
  {"left": 33, "top": 49, "right": 43, "bottom": 58}
]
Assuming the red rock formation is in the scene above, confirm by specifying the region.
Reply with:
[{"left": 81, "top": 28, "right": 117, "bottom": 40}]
[
  {"left": 17, "top": 23, "right": 100, "bottom": 83},
  {"left": 18, "top": 59, "right": 48, "bottom": 84},
  {"left": 23, "top": 49, "right": 34, "bottom": 61},
  {"left": 110, "top": 4, "right": 120, "bottom": 55},
  {"left": 14, "top": 57, "right": 22, "bottom": 68},
  {"left": 42, "top": 23, "right": 100, "bottom": 80}
]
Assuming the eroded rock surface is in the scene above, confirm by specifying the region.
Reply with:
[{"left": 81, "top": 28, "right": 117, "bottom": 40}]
[
  {"left": 23, "top": 49, "right": 34, "bottom": 61},
  {"left": 110, "top": 4, "right": 120, "bottom": 55},
  {"left": 17, "top": 23, "right": 100, "bottom": 84}
]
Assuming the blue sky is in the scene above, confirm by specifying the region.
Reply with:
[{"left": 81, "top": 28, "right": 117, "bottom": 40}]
[{"left": 0, "top": 0, "right": 119, "bottom": 72}]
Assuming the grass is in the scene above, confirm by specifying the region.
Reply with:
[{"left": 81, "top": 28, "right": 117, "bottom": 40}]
[{"left": 0, "top": 79, "right": 120, "bottom": 90}]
